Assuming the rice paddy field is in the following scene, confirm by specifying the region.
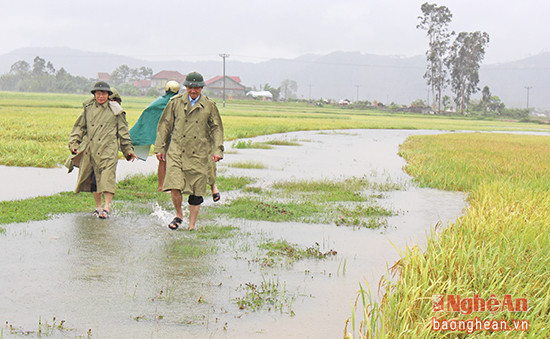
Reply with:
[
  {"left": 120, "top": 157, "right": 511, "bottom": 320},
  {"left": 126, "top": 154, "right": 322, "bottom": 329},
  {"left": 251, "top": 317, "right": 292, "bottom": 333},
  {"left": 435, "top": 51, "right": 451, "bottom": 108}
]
[
  {"left": 1, "top": 91, "right": 549, "bottom": 168},
  {"left": 348, "top": 133, "right": 550, "bottom": 338},
  {"left": 2, "top": 91, "right": 550, "bottom": 337}
]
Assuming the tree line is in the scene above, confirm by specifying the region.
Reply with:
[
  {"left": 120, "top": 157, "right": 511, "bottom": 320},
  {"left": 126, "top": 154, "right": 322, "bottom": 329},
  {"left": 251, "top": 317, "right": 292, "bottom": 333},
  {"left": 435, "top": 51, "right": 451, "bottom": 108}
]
[
  {"left": 418, "top": 2, "right": 494, "bottom": 115},
  {"left": 0, "top": 56, "right": 92, "bottom": 93},
  {"left": 0, "top": 57, "right": 158, "bottom": 96}
]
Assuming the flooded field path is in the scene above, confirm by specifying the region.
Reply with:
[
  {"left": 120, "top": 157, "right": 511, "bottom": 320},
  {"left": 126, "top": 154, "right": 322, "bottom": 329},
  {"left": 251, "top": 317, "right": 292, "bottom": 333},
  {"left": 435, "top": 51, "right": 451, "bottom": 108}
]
[{"left": 0, "top": 130, "right": 466, "bottom": 338}]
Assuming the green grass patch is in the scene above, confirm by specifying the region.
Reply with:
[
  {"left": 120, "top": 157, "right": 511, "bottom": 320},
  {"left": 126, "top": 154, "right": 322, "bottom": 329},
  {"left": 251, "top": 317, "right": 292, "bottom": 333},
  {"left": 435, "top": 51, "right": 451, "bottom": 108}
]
[
  {"left": 196, "top": 224, "right": 238, "bottom": 240},
  {"left": 0, "top": 174, "right": 254, "bottom": 225},
  {"left": 272, "top": 176, "right": 403, "bottom": 203},
  {"left": 0, "top": 191, "right": 94, "bottom": 224},
  {"left": 235, "top": 275, "right": 296, "bottom": 313},
  {"left": 227, "top": 161, "right": 267, "bottom": 169},
  {"left": 166, "top": 235, "right": 217, "bottom": 258},
  {"left": 263, "top": 139, "right": 301, "bottom": 146},
  {"left": 231, "top": 140, "right": 273, "bottom": 149},
  {"left": 217, "top": 197, "right": 322, "bottom": 223},
  {"left": 259, "top": 239, "right": 337, "bottom": 265}
]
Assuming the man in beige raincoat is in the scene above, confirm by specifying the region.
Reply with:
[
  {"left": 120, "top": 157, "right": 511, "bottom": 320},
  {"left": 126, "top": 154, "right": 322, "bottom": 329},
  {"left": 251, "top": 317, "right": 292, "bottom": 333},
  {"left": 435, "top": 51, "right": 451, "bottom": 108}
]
[
  {"left": 68, "top": 81, "right": 137, "bottom": 219},
  {"left": 154, "top": 72, "right": 224, "bottom": 230}
]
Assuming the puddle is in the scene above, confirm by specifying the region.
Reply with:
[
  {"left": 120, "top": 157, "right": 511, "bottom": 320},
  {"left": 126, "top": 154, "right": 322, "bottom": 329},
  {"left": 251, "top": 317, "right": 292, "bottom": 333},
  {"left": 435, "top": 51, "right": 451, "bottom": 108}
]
[{"left": 0, "top": 129, "right": 466, "bottom": 338}]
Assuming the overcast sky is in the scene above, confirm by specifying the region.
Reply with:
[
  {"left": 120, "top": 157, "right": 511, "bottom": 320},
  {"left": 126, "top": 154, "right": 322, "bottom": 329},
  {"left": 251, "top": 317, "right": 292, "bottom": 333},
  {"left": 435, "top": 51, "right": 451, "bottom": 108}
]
[{"left": 1, "top": 0, "right": 548, "bottom": 65}]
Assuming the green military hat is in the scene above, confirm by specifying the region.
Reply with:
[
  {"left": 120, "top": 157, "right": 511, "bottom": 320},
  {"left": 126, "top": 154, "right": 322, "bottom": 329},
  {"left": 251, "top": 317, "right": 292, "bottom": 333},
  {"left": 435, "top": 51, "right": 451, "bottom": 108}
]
[
  {"left": 183, "top": 72, "right": 206, "bottom": 88},
  {"left": 91, "top": 81, "right": 113, "bottom": 95}
]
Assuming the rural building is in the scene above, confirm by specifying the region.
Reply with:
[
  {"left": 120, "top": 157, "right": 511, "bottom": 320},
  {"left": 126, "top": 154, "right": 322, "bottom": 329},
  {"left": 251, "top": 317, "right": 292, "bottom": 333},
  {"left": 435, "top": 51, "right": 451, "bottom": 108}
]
[
  {"left": 151, "top": 70, "right": 186, "bottom": 90},
  {"left": 97, "top": 72, "right": 110, "bottom": 81},
  {"left": 246, "top": 90, "right": 273, "bottom": 100},
  {"left": 205, "top": 75, "right": 246, "bottom": 99}
]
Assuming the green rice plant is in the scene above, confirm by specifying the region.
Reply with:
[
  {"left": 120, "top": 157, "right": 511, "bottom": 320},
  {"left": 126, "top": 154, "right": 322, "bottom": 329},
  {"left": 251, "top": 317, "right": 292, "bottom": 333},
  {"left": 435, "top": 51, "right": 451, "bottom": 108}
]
[
  {"left": 337, "top": 257, "right": 348, "bottom": 276},
  {"left": 350, "top": 133, "right": 550, "bottom": 338},
  {"left": 333, "top": 204, "right": 395, "bottom": 228},
  {"left": 263, "top": 139, "right": 301, "bottom": 146},
  {"left": 166, "top": 235, "right": 217, "bottom": 258},
  {"left": 231, "top": 140, "right": 273, "bottom": 149},
  {"left": 242, "top": 186, "right": 263, "bottom": 194},
  {"left": 215, "top": 197, "right": 323, "bottom": 223},
  {"left": 215, "top": 175, "right": 254, "bottom": 191},
  {"left": 227, "top": 161, "right": 267, "bottom": 169},
  {"left": 257, "top": 239, "right": 337, "bottom": 267},
  {"left": 235, "top": 274, "right": 296, "bottom": 313},
  {"left": 196, "top": 224, "right": 238, "bottom": 240},
  {"left": 3, "top": 317, "right": 77, "bottom": 337}
]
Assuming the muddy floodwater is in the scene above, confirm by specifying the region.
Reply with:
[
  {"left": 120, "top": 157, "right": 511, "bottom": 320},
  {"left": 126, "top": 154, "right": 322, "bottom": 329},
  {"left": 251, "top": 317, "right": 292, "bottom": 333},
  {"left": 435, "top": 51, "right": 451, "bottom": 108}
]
[{"left": 0, "top": 130, "right": 466, "bottom": 338}]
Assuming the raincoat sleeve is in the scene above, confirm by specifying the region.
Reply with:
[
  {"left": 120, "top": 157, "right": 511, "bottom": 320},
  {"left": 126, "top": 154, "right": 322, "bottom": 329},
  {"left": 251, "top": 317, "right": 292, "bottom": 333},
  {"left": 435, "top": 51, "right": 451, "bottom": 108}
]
[
  {"left": 68, "top": 109, "right": 87, "bottom": 152},
  {"left": 116, "top": 112, "right": 135, "bottom": 159},
  {"left": 153, "top": 99, "right": 175, "bottom": 154},
  {"left": 208, "top": 103, "right": 224, "bottom": 158}
]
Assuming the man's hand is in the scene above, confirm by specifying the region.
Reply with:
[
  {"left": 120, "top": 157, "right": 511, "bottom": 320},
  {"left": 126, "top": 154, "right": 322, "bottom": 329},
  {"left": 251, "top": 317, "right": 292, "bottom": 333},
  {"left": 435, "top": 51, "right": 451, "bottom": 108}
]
[
  {"left": 213, "top": 154, "right": 222, "bottom": 162},
  {"left": 127, "top": 153, "right": 138, "bottom": 162},
  {"left": 156, "top": 153, "right": 166, "bottom": 161}
]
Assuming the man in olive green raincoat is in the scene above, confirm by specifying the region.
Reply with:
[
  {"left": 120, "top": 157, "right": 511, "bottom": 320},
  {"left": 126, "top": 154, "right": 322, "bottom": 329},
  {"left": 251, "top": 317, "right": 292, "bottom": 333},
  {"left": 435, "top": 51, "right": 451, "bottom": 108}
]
[
  {"left": 68, "top": 81, "right": 137, "bottom": 219},
  {"left": 154, "top": 72, "right": 224, "bottom": 231}
]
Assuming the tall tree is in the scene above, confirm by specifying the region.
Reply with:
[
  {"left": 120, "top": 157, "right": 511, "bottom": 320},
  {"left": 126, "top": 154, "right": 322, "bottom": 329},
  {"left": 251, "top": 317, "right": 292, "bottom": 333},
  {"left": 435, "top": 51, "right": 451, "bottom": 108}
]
[
  {"left": 417, "top": 2, "right": 454, "bottom": 113},
  {"left": 280, "top": 79, "right": 298, "bottom": 100},
  {"left": 10, "top": 60, "right": 30, "bottom": 75},
  {"left": 446, "top": 31, "right": 490, "bottom": 114},
  {"left": 32, "top": 56, "right": 46, "bottom": 75},
  {"left": 110, "top": 64, "right": 131, "bottom": 84}
]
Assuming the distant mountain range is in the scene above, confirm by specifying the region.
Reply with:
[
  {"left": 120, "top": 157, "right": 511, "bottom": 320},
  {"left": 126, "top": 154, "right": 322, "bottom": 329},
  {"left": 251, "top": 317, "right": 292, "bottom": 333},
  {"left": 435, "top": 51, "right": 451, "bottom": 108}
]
[{"left": 2, "top": 47, "right": 549, "bottom": 109}]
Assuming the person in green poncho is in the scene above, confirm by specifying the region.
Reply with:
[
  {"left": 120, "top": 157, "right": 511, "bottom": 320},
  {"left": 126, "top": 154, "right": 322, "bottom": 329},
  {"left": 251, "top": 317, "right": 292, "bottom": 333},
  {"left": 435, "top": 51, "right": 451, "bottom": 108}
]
[
  {"left": 130, "top": 81, "right": 221, "bottom": 201},
  {"left": 130, "top": 81, "right": 180, "bottom": 190}
]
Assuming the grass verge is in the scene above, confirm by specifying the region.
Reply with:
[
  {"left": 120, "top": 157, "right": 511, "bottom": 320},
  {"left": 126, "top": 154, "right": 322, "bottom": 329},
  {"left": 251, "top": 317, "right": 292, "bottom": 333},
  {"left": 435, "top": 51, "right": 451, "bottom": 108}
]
[{"left": 0, "top": 174, "right": 252, "bottom": 224}]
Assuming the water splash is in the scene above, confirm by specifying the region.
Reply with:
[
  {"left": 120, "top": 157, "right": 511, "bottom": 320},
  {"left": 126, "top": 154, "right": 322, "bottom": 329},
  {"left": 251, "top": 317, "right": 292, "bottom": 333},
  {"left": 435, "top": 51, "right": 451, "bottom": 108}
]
[{"left": 150, "top": 202, "right": 186, "bottom": 224}]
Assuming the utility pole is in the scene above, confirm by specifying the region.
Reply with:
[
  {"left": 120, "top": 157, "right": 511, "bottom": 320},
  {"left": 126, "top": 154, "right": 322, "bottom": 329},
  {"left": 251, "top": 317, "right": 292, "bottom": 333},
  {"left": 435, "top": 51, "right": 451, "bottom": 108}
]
[
  {"left": 308, "top": 84, "right": 312, "bottom": 101},
  {"left": 355, "top": 85, "right": 361, "bottom": 102},
  {"left": 524, "top": 86, "right": 532, "bottom": 110},
  {"left": 219, "top": 53, "right": 230, "bottom": 107}
]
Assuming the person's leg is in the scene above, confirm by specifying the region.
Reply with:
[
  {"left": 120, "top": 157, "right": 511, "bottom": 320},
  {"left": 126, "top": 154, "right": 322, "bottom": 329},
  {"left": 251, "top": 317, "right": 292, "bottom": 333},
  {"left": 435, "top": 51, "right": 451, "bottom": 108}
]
[
  {"left": 171, "top": 189, "right": 184, "bottom": 218},
  {"left": 168, "top": 189, "right": 184, "bottom": 230},
  {"left": 93, "top": 192, "right": 103, "bottom": 212},
  {"left": 187, "top": 195, "right": 204, "bottom": 230},
  {"left": 188, "top": 204, "right": 200, "bottom": 231},
  {"left": 97, "top": 192, "right": 114, "bottom": 219},
  {"left": 103, "top": 192, "right": 114, "bottom": 212},
  {"left": 157, "top": 160, "right": 166, "bottom": 191}
]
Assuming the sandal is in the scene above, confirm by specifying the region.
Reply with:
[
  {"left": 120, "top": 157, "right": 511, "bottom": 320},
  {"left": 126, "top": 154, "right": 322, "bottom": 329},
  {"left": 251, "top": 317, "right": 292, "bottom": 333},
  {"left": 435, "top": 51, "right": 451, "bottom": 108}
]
[
  {"left": 99, "top": 209, "right": 110, "bottom": 219},
  {"left": 212, "top": 192, "right": 221, "bottom": 202},
  {"left": 169, "top": 217, "right": 183, "bottom": 230},
  {"left": 91, "top": 210, "right": 101, "bottom": 217}
]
